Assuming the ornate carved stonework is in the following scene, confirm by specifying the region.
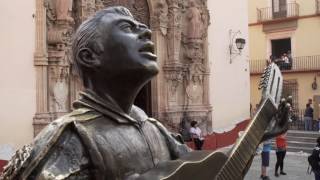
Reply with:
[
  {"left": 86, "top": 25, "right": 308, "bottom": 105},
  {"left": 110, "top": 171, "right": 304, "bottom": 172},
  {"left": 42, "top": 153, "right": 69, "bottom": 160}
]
[
  {"left": 55, "top": 0, "right": 74, "bottom": 22},
  {"left": 33, "top": 0, "right": 212, "bottom": 135},
  {"left": 161, "top": 0, "right": 211, "bottom": 134},
  {"left": 151, "top": 0, "right": 168, "bottom": 36},
  {"left": 101, "top": 0, "right": 150, "bottom": 25}
]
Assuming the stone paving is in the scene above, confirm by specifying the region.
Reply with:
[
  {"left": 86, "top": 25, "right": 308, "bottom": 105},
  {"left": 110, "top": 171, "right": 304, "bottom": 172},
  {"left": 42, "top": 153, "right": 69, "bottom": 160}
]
[{"left": 245, "top": 151, "right": 314, "bottom": 180}]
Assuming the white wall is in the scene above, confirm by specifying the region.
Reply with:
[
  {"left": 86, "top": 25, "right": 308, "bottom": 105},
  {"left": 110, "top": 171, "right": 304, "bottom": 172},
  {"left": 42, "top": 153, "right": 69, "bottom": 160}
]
[
  {"left": 208, "top": 0, "right": 250, "bottom": 132},
  {"left": 0, "top": 0, "right": 36, "bottom": 159}
]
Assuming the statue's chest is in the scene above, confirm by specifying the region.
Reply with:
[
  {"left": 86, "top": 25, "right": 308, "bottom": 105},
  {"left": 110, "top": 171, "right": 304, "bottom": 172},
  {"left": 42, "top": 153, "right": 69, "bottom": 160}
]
[{"left": 89, "top": 120, "right": 171, "bottom": 176}]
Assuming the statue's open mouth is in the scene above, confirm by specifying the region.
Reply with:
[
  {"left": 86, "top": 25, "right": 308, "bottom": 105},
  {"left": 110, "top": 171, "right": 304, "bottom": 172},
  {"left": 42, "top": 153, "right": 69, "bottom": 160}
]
[{"left": 139, "top": 42, "right": 157, "bottom": 61}]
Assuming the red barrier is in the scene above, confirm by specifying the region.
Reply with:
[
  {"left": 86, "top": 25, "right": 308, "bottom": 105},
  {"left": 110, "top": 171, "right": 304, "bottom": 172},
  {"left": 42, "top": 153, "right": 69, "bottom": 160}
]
[
  {"left": 0, "top": 160, "right": 8, "bottom": 174},
  {"left": 187, "top": 119, "right": 251, "bottom": 151}
]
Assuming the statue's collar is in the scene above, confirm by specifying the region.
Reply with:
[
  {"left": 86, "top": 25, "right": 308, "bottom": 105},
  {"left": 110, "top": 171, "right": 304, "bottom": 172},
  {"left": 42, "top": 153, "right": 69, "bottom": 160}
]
[{"left": 73, "top": 90, "right": 147, "bottom": 125}]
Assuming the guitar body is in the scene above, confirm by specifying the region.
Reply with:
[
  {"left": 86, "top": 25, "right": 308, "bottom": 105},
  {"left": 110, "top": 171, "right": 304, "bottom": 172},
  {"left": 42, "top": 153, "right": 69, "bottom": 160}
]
[{"left": 138, "top": 150, "right": 229, "bottom": 180}]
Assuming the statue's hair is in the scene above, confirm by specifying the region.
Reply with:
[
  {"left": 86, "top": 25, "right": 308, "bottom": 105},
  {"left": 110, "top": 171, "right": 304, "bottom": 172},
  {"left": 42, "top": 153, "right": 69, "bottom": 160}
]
[{"left": 71, "top": 6, "right": 133, "bottom": 79}]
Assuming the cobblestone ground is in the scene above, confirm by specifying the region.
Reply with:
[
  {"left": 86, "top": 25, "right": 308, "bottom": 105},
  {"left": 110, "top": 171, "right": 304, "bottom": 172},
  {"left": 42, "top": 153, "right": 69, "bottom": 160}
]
[{"left": 245, "top": 151, "right": 314, "bottom": 180}]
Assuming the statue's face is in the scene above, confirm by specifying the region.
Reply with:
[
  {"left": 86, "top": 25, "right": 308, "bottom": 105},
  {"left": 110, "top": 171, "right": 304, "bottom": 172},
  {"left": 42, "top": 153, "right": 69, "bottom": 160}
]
[{"left": 97, "top": 13, "right": 159, "bottom": 80}]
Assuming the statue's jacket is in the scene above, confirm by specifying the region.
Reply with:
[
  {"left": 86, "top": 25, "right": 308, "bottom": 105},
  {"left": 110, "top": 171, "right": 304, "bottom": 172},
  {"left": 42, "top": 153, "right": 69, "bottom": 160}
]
[{"left": 1, "top": 91, "right": 190, "bottom": 180}]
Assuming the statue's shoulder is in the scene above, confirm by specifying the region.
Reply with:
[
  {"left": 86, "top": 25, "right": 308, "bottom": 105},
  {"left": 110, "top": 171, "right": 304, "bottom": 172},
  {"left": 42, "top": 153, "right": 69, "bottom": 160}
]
[{"left": 0, "top": 108, "right": 101, "bottom": 180}]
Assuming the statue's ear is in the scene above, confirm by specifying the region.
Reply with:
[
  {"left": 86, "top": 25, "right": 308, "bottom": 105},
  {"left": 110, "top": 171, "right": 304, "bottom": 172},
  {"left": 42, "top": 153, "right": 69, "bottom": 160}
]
[{"left": 77, "top": 48, "right": 100, "bottom": 68}]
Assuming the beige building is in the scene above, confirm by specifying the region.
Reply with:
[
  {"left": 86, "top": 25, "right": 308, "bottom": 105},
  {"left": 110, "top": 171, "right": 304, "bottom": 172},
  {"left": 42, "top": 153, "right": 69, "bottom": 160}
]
[
  {"left": 0, "top": 0, "right": 250, "bottom": 162},
  {"left": 208, "top": 0, "right": 250, "bottom": 132},
  {"left": 249, "top": 0, "right": 320, "bottom": 119},
  {"left": 0, "top": 0, "right": 36, "bottom": 162}
]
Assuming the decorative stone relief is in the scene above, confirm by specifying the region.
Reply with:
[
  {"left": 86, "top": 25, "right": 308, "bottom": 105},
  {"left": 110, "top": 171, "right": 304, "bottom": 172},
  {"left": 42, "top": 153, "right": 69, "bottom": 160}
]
[
  {"left": 50, "top": 67, "right": 69, "bottom": 112},
  {"left": 166, "top": 0, "right": 183, "bottom": 63},
  {"left": 95, "top": 0, "right": 104, "bottom": 10},
  {"left": 164, "top": 69, "right": 184, "bottom": 103},
  {"left": 151, "top": 0, "right": 168, "bottom": 36},
  {"left": 162, "top": 0, "right": 211, "bottom": 134},
  {"left": 44, "top": 0, "right": 56, "bottom": 28},
  {"left": 55, "top": 0, "right": 74, "bottom": 22},
  {"left": 186, "top": 1, "right": 202, "bottom": 40}
]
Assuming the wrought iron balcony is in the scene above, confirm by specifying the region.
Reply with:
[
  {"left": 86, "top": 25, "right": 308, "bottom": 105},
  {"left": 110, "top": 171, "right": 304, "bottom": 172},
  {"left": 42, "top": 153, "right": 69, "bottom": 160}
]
[
  {"left": 250, "top": 55, "right": 320, "bottom": 74},
  {"left": 257, "top": 3, "right": 300, "bottom": 22}
]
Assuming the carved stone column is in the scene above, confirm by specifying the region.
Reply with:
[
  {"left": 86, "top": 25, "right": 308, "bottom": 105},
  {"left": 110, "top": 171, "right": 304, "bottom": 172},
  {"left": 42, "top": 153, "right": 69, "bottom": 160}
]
[
  {"left": 33, "top": 0, "right": 75, "bottom": 135},
  {"left": 167, "top": 0, "right": 182, "bottom": 65},
  {"left": 149, "top": 0, "right": 168, "bottom": 119},
  {"left": 33, "top": 0, "right": 51, "bottom": 136}
]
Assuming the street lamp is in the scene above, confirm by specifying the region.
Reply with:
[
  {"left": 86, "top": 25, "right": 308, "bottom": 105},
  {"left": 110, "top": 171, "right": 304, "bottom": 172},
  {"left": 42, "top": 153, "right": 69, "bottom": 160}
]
[{"left": 229, "top": 30, "right": 246, "bottom": 63}]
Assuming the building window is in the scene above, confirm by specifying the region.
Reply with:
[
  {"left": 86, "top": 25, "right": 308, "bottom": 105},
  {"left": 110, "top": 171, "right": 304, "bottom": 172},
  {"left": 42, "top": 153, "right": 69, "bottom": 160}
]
[
  {"left": 271, "top": 38, "right": 291, "bottom": 59},
  {"left": 272, "top": 0, "right": 287, "bottom": 18}
]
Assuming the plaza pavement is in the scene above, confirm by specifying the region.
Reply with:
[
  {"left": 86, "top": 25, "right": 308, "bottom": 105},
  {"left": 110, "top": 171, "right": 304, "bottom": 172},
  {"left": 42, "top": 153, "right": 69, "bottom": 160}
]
[{"left": 245, "top": 151, "right": 314, "bottom": 180}]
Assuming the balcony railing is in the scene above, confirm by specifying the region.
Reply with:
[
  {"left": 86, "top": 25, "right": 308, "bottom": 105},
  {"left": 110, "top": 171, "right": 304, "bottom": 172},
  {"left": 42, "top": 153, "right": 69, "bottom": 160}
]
[
  {"left": 257, "top": 3, "right": 300, "bottom": 22},
  {"left": 250, "top": 55, "right": 320, "bottom": 74}
]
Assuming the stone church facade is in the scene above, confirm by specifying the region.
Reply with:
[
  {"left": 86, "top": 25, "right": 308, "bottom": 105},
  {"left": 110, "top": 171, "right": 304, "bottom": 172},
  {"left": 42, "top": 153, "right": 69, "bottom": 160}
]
[{"left": 33, "top": 0, "right": 212, "bottom": 135}]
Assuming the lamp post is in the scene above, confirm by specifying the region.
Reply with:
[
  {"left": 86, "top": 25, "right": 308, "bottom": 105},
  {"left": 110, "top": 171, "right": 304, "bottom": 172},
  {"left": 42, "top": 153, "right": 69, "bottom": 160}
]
[{"left": 229, "top": 30, "right": 246, "bottom": 63}]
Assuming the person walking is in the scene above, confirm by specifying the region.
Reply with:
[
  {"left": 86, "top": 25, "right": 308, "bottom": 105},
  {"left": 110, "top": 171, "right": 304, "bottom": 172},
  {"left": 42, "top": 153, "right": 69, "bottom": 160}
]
[
  {"left": 275, "top": 133, "right": 287, "bottom": 177},
  {"left": 189, "top": 120, "right": 204, "bottom": 150},
  {"left": 304, "top": 101, "right": 314, "bottom": 131},
  {"left": 261, "top": 140, "right": 272, "bottom": 180}
]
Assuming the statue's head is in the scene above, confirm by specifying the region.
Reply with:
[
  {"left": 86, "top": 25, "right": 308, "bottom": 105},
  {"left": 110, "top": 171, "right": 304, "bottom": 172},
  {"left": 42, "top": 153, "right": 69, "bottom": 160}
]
[{"left": 72, "top": 6, "right": 158, "bottom": 88}]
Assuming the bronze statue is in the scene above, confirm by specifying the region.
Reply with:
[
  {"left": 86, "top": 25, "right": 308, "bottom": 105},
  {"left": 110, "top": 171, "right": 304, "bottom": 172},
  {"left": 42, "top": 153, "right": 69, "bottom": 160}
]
[
  {"left": 1, "top": 7, "right": 190, "bottom": 180},
  {"left": 1, "top": 7, "right": 290, "bottom": 180}
]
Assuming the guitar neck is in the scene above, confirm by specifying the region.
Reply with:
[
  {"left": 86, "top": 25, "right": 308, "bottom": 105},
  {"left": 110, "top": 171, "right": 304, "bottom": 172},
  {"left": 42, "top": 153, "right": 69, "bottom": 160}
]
[{"left": 216, "top": 98, "right": 277, "bottom": 180}]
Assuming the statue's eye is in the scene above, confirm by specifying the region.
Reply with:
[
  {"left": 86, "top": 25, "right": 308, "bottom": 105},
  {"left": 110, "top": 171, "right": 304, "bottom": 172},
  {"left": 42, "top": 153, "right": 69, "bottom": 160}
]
[{"left": 120, "top": 22, "right": 133, "bottom": 33}]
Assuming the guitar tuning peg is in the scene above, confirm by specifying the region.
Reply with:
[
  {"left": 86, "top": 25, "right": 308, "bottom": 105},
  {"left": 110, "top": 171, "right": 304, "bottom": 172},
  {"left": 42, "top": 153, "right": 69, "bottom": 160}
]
[
  {"left": 259, "top": 82, "right": 267, "bottom": 87},
  {"left": 258, "top": 85, "right": 267, "bottom": 90}
]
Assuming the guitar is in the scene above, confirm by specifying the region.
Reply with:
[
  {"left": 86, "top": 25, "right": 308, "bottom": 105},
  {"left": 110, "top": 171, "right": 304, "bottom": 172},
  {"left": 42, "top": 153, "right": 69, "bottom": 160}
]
[{"left": 136, "top": 63, "right": 285, "bottom": 180}]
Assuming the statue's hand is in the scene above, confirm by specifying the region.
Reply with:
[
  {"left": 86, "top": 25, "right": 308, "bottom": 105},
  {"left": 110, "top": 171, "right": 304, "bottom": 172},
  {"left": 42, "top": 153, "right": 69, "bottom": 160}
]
[{"left": 261, "top": 96, "right": 292, "bottom": 142}]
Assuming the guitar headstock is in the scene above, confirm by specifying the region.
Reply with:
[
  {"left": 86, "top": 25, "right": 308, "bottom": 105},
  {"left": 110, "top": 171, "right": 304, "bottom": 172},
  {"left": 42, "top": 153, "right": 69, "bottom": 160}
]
[{"left": 258, "top": 63, "right": 283, "bottom": 107}]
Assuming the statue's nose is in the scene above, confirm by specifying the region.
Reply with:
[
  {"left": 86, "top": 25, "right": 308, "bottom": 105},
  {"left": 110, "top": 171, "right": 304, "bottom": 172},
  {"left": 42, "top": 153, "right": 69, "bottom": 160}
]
[{"left": 138, "top": 27, "right": 152, "bottom": 40}]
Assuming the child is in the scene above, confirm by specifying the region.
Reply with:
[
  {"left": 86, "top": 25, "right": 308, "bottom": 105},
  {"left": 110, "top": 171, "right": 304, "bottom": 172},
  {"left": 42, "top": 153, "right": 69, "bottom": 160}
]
[{"left": 261, "top": 140, "right": 272, "bottom": 180}]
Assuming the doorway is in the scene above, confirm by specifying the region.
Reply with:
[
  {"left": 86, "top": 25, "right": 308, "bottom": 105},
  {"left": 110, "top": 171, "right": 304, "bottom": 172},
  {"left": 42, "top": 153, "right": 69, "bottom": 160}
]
[{"left": 271, "top": 38, "right": 291, "bottom": 59}]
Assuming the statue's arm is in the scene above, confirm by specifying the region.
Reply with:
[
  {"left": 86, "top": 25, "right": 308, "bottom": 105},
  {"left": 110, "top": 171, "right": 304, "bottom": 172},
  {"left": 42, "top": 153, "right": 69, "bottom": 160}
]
[{"left": 29, "top": 128, "right": 92, "bottom": 180}]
